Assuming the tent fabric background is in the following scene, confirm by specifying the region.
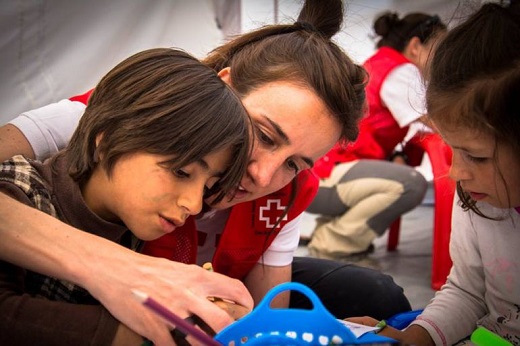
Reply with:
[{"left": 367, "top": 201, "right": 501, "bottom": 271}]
[
  {"left": 0, "top": 0, "right": 227, "bottom": 124},
  {"left": 0, "top": 0, "right": 465, "bottom": 126}
]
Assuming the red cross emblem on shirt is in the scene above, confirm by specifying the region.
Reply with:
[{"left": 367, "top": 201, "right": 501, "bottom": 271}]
[{"left": 258, "top": 199, "right": 288, "bottom": 229}]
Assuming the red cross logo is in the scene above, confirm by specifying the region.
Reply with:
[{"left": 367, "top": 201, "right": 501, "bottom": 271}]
[{"left": 259, "top": 199, "right": 288, "bottom": 229}]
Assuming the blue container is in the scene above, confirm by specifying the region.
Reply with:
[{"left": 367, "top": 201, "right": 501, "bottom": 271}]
[
  {"left": 386, "top": 309, "right": 423, "bottom": 330},
  {"left": 215, "top": 282, "right": 396, "bottom": 345}
]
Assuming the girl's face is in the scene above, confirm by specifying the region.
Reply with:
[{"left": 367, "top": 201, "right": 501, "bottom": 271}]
[
  {"left": 211, "top": 80, "right": 341, "bottom": 210},
  {"left": 83, "top": 148, "right": 232, "bottom": 240},
  {"left": 439, "top": 125, "right": 520, "bottom": 209}
]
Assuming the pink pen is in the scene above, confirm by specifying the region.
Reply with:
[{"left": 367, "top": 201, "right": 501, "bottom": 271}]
[{"left": 132, "top": 289, "right": 222, "bottom": 346}]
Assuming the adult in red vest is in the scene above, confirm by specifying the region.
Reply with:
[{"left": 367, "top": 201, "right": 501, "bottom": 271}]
[
  {"left": 316, "top": 11, "right": 447, "bottom": 176},
  {"left": 305, "top": 12, "right": 446, "bottom": 264},
  {"left": 0, "top": 0, "right": 412, "bottom": 343}
]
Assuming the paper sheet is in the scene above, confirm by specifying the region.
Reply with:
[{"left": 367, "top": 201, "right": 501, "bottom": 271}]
[{"left": 338, "top": 320, "right": 381, "bottom": 338}]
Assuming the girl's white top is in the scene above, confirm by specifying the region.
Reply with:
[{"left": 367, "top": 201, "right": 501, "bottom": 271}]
[{"left": 411, "top": 198, "right": 520, "bottom": 346}]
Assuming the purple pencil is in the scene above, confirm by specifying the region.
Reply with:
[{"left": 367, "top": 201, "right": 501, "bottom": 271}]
[{"left": 132, "top": 289, "right": 222, "bottom": 346}]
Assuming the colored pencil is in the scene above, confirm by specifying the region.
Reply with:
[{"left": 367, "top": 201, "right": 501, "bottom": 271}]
[{"left": 132, "top": 289, "right": 222, "bottom": 346}]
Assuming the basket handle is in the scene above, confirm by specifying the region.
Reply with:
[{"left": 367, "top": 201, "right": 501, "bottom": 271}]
[
  {"left": 254, "top": 282, "right": 331, "bottom": 316},
  {"left": 243, "top": 334, "right": 309, "bottom": 346}
]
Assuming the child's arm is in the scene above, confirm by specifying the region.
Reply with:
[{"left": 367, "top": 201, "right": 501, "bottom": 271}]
[
  {"left": 0, "top": 259, "right": 120, "bottom": 344},
  {"left": 0, "top": 192, "right": 254, "bottom": 345},
  {"left": 346, "top": 316, "right": 435, "bottom": 346}
]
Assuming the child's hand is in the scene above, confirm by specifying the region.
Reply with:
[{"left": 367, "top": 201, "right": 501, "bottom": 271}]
[
  {"left": 211, "top": 297, "right": 251, "bottom": 320},
  {"left": 345, "top": 316, "right": 379, "bottom": 327},
  {"left": 82, "top": 250, "right": 253, "bottom": 346},
  {"left": 345, "top": 316, "right": 435, "bottom": 346},
  {"left": 345, "top": 316, "right": 404, "bottom": 342}
]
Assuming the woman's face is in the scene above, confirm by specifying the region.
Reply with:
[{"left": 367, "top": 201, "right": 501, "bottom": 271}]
[{"left": 211, "top": 80, "right": 341, "bottom": 210}]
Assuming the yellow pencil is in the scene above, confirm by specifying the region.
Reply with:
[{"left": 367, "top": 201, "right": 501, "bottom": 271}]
[{"left": 202, "top": 262, "right": 250, "bottom": 319}]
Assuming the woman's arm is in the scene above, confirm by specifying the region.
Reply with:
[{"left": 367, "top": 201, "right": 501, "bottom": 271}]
[
  {"left": 1, "top": 99, "right": 85, "bottom": 162},
  {"left": 244, "top": 263, "right": 292, "bottom": 307},
  {"left": 243, "top": 216, "right": 299, "bottom": 308},
  {"left": 0, "top": 124, "right": 35, "bottom": 162},
  {"left": 0, "top": 192, "right": 254, "bottom": 344}
]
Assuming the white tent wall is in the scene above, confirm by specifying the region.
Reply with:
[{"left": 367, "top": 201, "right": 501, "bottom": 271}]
[
  {"left": 1, "top": 0, "right": 476, "bottom": 126},
  {"left": 242, "top": 0, "right": 467, "bottom": 64},
  {"left": 0, "top": 0, "right": 225, "bottom": 124}
]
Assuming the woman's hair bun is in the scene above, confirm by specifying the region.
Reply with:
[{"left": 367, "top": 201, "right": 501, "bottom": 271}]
[
  {"left": 296, "top": 0, "right": 344, "bottom": 39},
  {"left": 374, "top": 12, "right": 399, "bottom": 37}
]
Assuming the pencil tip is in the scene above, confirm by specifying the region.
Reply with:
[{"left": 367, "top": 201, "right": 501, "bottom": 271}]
[{"left": 131, "top": 288, "right": 147, "bottom": 302}]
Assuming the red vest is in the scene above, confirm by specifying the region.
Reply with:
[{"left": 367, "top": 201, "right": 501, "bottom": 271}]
[
  {"left": 361, "top": 47, "right": 411, "bottom": 158},
  {"left": 69, "top": 89, "right": 93, "bottom": 104},
  {"left": 312, "top": 48, "right": 410, "bottom": 179},
  {"left": 312, "top": 124, "right": 386, "bottom": 179},
  {"left": 71, "top": 91, "right": 319, "bottom": 280},
  {"left": 142, "top": 170, "right": 318, "bottom": 280}
]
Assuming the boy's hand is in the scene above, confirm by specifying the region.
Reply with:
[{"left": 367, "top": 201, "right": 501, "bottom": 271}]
[
  {"left": 211, "top": 297, "right": 251, "bottom": 320},
  {"left": 80, "top": 248, "right": 254, "bottom": 346}
]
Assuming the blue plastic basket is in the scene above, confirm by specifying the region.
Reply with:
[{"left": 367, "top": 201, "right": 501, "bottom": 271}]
[{"left": 215, "top": 282, "right": 396, "bottom": 345}]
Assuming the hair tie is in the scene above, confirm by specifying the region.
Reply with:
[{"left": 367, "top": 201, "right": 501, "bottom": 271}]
[
  {"left": 408, "top": 14, "right": 441, "bottom": 40},
  {"left": 426, "top": 15, "right": 440, "bottom": 27},
  {"left": 294, "top": 21, "right": 320, "bottom": 34}
]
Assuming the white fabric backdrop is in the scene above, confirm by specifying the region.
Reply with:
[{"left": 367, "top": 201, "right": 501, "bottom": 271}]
[
  {"left": 0, "top": 0, "right": 225, "bottom": 124},
  {"left": 0, "top": 0, "right": 467, "bottom": 126}
]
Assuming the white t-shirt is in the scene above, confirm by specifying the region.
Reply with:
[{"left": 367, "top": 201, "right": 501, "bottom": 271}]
[
  {"left": 8, "top": 99, "right": 298, "bottom": 267},
  {"left": 380, "top": 63, "right": 432, "bottom": 143},
  {"left": 9, "top": 99, "right": 85, "bottom": 161}
]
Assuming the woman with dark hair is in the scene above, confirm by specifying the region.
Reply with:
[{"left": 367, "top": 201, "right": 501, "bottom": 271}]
[
  {"left": 362, "top": 11, "right": 447, "bottom": 160},
  {"left": 305, "top": 11, "right": 444, "bottom": 263}
]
